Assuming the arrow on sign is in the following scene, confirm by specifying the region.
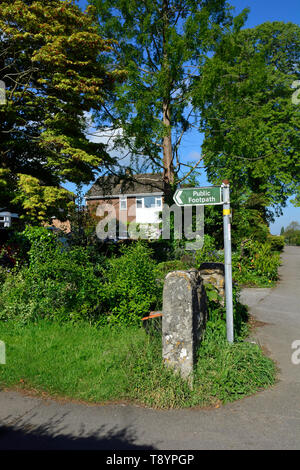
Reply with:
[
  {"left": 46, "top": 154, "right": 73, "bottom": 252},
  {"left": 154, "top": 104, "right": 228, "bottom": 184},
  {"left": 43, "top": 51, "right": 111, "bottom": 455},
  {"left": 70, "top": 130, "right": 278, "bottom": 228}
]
[{"left": 175, "top": 190, "right": 183, "bottom": 205}]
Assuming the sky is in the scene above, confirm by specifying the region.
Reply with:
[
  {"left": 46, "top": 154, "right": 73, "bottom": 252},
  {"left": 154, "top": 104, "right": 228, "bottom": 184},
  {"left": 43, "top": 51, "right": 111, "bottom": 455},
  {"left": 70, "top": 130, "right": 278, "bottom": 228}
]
[{"left": 74, "top": 0, "right": 300, "bottom": 234}]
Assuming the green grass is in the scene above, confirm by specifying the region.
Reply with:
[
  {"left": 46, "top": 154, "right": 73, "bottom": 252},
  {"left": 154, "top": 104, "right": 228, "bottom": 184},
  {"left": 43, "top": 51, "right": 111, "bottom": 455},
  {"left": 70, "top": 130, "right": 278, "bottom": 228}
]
[{"left": 0, "top": 319, "right": 276, "bottom": 409}]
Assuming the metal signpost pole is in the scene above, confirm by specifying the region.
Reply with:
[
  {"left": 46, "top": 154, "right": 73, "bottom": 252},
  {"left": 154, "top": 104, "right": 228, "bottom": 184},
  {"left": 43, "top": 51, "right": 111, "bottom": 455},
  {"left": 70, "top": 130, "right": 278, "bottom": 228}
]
[
  {"left": 173, "top": 184, "right": 234, "bottom": 342},
  {"left": 222, "top": 181, "right": 234, "bottom": 343}
]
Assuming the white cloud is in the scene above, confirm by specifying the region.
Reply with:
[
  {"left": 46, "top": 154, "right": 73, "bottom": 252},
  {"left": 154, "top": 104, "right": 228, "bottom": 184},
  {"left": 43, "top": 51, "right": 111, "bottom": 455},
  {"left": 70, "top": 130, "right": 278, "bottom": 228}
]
[{"left": 83, "top": 113, "right": 148, "bottom": 171}]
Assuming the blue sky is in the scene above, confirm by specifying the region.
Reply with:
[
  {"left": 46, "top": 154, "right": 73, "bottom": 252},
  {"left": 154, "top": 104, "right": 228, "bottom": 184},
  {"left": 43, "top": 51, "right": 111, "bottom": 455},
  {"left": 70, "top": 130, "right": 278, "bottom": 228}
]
[{"left": 74, "top": 0, "right": 299, "bottom": 234}]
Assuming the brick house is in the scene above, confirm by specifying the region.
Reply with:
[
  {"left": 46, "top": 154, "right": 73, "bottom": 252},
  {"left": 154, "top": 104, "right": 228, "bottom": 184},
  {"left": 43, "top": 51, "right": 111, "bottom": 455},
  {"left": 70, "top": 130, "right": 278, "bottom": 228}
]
[{"left": 84, "top": 173, "right": 164, "bottom": 239}]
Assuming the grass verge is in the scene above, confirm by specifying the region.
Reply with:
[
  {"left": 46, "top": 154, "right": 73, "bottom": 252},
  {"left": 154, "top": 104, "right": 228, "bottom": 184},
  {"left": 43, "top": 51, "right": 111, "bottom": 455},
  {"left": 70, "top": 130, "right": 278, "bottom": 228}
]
[{"left": 0, "top": 319, "right": 276, "bottom": 409}]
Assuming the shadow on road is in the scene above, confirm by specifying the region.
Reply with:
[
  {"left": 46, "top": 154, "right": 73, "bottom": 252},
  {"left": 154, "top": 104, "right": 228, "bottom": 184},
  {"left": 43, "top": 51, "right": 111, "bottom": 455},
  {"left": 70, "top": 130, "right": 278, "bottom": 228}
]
[{"left": 0, "top": 413, "right": 156, "bottom": 450}]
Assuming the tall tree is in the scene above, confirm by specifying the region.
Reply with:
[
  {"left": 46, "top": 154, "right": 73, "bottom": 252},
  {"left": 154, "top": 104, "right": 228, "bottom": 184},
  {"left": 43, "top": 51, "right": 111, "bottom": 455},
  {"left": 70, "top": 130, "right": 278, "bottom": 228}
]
[
  {"left": 283, "top": 221, "right": 300, "bottom": 245},
  {"left": 90, "top": 0, "right": 246, "bottom": 199},
  {"left": 0, "top": 0, "right": 125, "bottom": 222},
  {"left": 192, "top": 22, "right": 300, "bottom": 214}
]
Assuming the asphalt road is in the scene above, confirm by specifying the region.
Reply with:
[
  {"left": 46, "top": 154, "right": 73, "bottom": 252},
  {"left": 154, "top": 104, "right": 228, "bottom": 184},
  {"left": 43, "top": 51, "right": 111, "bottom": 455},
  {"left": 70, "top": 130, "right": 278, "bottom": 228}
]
[{"left": 0, "top": 246, "right": 299, "bottom": 450}]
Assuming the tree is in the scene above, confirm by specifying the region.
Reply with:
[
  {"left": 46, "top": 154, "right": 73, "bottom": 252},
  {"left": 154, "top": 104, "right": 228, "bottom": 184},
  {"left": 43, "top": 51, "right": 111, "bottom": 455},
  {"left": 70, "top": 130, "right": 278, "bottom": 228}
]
[
  {"left": 283, "top": 221, "right": 300, "bottom": 245},
  {"left": 192, "top": 22, "right": 300, "bottom": 214},
  {"left": 90, "top": 0, "right": 246, "bottom": 200},
  {"left": 0, "top": 0, "right": 125, "bottom": 222}
]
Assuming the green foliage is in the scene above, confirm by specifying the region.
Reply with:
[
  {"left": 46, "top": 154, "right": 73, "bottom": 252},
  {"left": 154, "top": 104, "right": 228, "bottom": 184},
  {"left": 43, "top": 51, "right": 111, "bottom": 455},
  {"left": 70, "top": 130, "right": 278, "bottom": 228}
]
[
  {"left": 282, "top": 221, "right": 300, "bottom": 246},
  {"left": 66, "top": 184, "right": 108, "bottom": 251},
  {"left": 267, "top": 235, "right": 285, "bottom": 252},
  {"left": 0, "top": 0, "right": 125, "bottom": 222},
  {"left": 195, "top": 234, "right": 223, "bottom": 266},
  {"left": 232, "top": 240, "right": 281, "bottom": 286},
  {"left": 0, "top": 266, "right": 8, "bottom": 285},
  {"left": 203, "top": 206, "right": 224, "bottom": 248},
  {"left": 194, "top": 322, "right": 276, "bottom": 405},
  {"left": 194, "top": 235, "right": 281, "bottom": 287},
  {"left": 0, "top": 248, "right": 102, "bottom": 324},
  {"left": 204, "top": 191, "right": 278, "bottom": 251},
  {"left": 0, "top": 227, "right": 102, "bottom": 324},
  {"left": 90, "top": 0, "right": 245, "bottom": 185},
  {"left": 0, "top": 234, "right": 162, "bottom": 326},
  {"left": 193, "top": 21, "right": 300, "bottom": 211},
  {"left": 99, "top": 242, "right": 162, "bottom": 325},
  {"left": 22, "top": 226, "right": 59, "bottom": 264},
  {"left": 0, "top": 318, "right": 276, "bottom": 408},
  {"left": 203, "top": 279, "right": 248, "bottom": 340},
  {"left": 156, "top": 259, "right": 192, "bottom": 280}
]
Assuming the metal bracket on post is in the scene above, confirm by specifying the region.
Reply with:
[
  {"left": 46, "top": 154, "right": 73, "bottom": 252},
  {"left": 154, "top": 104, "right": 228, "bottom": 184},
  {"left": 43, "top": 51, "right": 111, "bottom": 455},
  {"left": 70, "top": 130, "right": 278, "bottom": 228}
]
[{"left": 221, "top": 180, "right": 234, "bottom": 343}]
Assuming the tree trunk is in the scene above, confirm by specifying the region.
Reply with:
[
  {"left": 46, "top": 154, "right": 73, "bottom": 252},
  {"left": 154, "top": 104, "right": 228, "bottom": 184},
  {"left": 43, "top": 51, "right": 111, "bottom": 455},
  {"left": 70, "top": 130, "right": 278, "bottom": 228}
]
[
  {"left": 162, "top": 0, "right": 174, "bottom": 201},
  {"left": 163, "top": 100, "right": 174, "bottom": 194}
]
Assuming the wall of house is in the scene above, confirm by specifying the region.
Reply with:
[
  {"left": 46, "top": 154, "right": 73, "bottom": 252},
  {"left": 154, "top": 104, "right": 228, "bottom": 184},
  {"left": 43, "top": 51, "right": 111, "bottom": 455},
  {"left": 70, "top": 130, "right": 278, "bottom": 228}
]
[
  {"left": 86, "top": 197, "right": 136, "bottom": 224},
  {"left": 136, "top": 206, "right": 161, "bottom": 224}
]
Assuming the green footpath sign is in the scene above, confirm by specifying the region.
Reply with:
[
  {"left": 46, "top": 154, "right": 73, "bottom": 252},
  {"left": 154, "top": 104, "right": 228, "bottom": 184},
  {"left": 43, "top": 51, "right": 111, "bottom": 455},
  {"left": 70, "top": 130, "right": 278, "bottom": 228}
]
[{"left": 173, "top": 186, "right": 223, "bottom": 206}]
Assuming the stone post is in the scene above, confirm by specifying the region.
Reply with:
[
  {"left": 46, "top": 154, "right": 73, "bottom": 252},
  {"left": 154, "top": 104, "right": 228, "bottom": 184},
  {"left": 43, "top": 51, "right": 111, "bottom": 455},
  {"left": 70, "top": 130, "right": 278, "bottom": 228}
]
[
  {"left": 162, "top": 269, "right": 207, "bottom": 384},
  {"left": 199, "top": 262, "right": 225, "bottom": 306}
]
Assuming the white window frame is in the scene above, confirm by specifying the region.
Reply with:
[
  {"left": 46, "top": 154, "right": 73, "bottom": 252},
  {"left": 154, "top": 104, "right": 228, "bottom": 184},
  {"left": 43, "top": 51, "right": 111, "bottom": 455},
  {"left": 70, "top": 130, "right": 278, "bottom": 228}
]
[
  {"left": 119, "top": 196, "right": 127, "bottom": 211},
  {"left": 155, "top": 197, "right": 162, "bottom": 208},
  {"left": 136, "top": 196, "right": 162, "bottom": 209},
  {"left": 136, "top": 197, "right": 143, "bottom": 209}
]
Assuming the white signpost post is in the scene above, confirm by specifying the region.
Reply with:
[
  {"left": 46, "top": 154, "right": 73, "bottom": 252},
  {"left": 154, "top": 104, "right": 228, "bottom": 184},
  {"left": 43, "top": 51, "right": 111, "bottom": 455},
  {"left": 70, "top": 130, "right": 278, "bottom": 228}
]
[{"left": 173, "top": 181, "right": 234, "bottom": 343}]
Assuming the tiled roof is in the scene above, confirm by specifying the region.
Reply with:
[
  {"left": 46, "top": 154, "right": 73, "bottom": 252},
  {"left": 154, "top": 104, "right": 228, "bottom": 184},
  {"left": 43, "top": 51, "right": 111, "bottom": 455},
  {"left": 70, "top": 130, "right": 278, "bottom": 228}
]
[{"left": 85, "top": 173, "right": 164, "bottom": 198}]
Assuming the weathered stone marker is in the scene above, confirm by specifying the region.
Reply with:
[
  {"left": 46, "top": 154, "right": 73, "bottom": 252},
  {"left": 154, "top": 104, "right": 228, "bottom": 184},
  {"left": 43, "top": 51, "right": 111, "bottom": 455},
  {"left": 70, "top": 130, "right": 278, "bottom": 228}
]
[
  {"left": 162, "top": 269, "right": 207, "bottom": 384},
  {"left": 199, "top": 262, "right": 225, "bottom": 306}
]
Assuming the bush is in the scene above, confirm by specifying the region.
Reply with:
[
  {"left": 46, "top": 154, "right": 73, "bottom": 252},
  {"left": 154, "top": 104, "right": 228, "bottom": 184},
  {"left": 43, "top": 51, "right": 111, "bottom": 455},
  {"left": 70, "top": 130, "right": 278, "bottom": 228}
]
[
  {"left": 0, "top": 227, "right": 103, "bottom": 324},
  {"left": 232, "top": 240, "right": 280, "bottom": 286},
  {"left": 156, "top": 259, "right": 191, "bottom": 280},
  {"left": 267, "top": 235, "right": 285, "bottom": 252},
  {"left": 194, "top": 235, "right": 281, "bottom": 287},
  {"left": 99, "top": 242, "right": 162, "bottom": 326},
  {"left": 0, "top": 230, "right": 163, "bottom": 326},
  {"left": 0, "top": 246, "right": 102, "bottom": 324},
  {"left": 0, "top": 266, "right": 9, "bottom": 285},
  {"left": 195, "top": 234, "right": 224, "bottom": 267}
]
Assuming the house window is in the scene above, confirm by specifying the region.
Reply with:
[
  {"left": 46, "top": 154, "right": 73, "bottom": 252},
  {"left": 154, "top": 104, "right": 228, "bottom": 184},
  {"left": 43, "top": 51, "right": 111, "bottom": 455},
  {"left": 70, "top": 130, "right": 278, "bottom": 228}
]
[
  {"left": 144, "top": 196, "right": 156, "bottom": 208},
  {"left": 136, "top": 198, "right": 143, "bottom": 208},
  {"left": 136, "top": 196, "right": 162, "bottom": 209},
  {"left": 155, "top": 197, "right": 162, "bottom": 208},
  {"left": 120, "top": 196, "right": 127, "bottom": 210}
]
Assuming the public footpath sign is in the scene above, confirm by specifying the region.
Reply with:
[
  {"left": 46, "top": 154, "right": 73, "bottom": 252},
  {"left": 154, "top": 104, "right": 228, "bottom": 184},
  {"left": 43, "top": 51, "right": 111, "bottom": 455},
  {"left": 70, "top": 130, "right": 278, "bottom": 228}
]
[
  {"left": 173, "top": 182, "right": 234, "bottom": 343},
  {"left": 173, "top": 186, "right": 223, "bottom": 206}
]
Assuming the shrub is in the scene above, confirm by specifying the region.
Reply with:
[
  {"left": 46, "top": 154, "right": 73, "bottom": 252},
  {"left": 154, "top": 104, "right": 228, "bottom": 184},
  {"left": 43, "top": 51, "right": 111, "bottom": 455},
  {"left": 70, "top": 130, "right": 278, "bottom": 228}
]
[
  {"left": 267, "top": 235, "right": 285, "bottom": 252},
  {"left": 156, "top": 259, "right": 190, "bottom": 280},
  {"left": 233, "top": 240, "right": 280, "bottom": 285},
  {"left": 0, "top": 231, "right": 163, "bottom": 326},
  {"left": 0, "top": 266, "right": 9, "bottom": 285},
  {"left": 99, "top": 242, "right": 162, "bottom": 326},
  {"left": 0, "top": 233, "right": 103, "bottom": 324},
  {"left": 195, "top": 234, "right": 224, "bottom": 267}
]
